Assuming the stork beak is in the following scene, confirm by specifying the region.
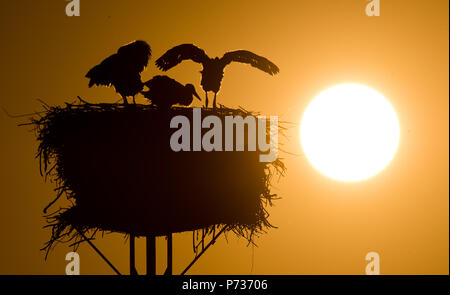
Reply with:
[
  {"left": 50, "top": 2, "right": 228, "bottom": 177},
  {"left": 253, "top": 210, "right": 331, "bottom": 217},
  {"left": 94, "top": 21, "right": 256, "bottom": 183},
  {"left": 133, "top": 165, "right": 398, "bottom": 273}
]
[{"left": 193, "top": 90, "right": 201, "bottom": 101}]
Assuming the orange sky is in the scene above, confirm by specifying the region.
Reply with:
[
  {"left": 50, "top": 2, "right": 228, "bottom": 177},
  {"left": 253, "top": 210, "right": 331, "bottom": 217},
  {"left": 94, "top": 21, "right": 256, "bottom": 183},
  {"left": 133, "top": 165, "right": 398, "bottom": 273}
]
[{"left": 0, "top": 0, "right": 448, "bottom": 274}]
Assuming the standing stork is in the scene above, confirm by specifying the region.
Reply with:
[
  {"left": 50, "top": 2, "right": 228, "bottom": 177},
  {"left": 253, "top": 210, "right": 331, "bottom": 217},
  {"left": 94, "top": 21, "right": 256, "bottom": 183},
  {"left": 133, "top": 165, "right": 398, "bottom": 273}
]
[
  {"left": 141, "top": 75, "right": 201, "bottom": 108},
  {"left": 85, "top": 40, "right": 151, "bottom": 104},
  {"left": 155, "top": 44, "right": 279, "bottom": 108}
]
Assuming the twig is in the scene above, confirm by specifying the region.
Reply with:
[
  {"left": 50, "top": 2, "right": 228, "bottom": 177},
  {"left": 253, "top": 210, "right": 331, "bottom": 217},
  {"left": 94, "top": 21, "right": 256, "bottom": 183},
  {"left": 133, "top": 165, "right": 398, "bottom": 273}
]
[{"left": 2, "top": 107, "right": 46, "bottom": 118}]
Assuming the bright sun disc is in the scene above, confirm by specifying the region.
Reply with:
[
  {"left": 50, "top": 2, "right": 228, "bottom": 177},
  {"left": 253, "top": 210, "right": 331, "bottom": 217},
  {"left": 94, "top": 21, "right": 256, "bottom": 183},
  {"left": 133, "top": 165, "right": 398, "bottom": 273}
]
[{"left": 300, "top": 84, "right": 400, "bottom": 182}]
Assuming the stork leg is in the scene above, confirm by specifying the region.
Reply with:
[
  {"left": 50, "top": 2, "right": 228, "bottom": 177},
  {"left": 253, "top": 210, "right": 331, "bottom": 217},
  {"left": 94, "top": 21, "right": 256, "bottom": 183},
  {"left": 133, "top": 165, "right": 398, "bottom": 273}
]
[
  {"left": 122, "top": 96, "right": 129, "bottom": 105},
  {"left": 204, "top": 91, "right": 209, "bottom": 108},
  {"left": 132, "top": 96, "right": 136, "bottom": 104},
  {"left": 213, "top": 93, "right": 217, "bottom": 109}
]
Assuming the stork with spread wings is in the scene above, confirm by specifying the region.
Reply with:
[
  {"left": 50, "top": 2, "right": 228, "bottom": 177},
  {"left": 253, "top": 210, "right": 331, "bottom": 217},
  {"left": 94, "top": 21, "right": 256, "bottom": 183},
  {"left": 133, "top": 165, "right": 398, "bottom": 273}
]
[{"left": 155, "top": 44, "right": 279, "bottom": 108}]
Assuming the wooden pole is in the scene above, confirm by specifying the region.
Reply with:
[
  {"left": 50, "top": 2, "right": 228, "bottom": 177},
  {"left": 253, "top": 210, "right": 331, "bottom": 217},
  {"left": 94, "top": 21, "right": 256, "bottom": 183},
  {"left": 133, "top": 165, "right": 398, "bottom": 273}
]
[
  {"left": 130, "top": 234, "right": 137, "bottom": 275},
  {"left": 181, "top": 226, "right": 228, "bottom": 275},
  {"left": 74, "top": 227, "right": 121, "bottom": 275},
  {"left": 166, "top": 234, "right": 173, "bottom": 275},
  {"left": 146, "top": 235, "right": 156, "bottom": 275}
]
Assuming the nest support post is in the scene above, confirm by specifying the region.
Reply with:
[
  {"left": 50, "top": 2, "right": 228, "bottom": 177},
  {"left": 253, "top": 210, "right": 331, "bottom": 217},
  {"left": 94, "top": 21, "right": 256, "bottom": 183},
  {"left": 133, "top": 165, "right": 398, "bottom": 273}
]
[
  {"left": 146, "top": 233, "right": 172, "bottom": 275},
  {"left": 146, "top": 235, "right": 156, "bottom": 275},
  {"left": 74, "top": 227, "right": 122, "bottom": 275},
  {"left": 164, "top": 234, "right": 173, "bottom": 275},
  {"left": 181, "top": 226, "right": 228, "bottom": 275},
  {"left": 130, "top": 234, "right": 137, "bottom": 275}
]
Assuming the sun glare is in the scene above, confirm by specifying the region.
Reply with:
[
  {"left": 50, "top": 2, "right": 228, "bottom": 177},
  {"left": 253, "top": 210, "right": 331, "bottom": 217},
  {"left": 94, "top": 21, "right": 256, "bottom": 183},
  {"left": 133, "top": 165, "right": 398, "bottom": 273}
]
[{"left": 300, "top": 84, "right": 400, "bottom": 182}]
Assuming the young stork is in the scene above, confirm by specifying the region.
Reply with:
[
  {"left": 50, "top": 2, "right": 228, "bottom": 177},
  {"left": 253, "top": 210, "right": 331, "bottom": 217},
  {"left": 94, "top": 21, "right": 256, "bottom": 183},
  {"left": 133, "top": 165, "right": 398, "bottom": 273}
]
[
  {"left": 85, "top": 40, "right": 151, "bottom": 104},
  {"left": 141, "top": 75, "right": 201, "bottom": 108}
]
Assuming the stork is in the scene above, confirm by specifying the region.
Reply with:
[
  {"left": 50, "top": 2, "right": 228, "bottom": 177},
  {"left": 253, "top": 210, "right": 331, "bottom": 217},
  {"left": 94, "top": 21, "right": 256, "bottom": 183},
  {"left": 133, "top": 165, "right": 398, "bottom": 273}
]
[
  {"left": 85, "top": 40, "right": 151, "bottom": 104},
  {"left": 141, "top": 75, "right": 201, "bottom": 108},
  {"left": 155, "top": 44, "right": 279, "bottom": 108}
]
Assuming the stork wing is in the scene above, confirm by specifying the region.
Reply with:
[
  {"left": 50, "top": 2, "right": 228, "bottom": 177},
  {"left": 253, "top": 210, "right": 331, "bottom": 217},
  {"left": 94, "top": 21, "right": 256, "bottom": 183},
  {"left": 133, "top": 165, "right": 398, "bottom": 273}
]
[
  {"left": 85, "top": 54, "right": 117, "bottom": 87},
  {"left": 117, "top": 40, "right": 152, "bottom": 74},
  {"left": 85, "top": 40, "right": 151, "bottom": 87},
  {"left": 220, "top": 50, "right": 279, "bottom": 75},
  {"left": 155, "top": 44, "right": 209, "bottom": 71}
]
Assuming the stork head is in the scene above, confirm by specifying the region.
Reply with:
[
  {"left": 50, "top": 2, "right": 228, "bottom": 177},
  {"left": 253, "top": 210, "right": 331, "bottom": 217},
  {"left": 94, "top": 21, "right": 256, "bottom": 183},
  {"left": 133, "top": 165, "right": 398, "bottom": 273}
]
[{"left": 185, "top": 84, "right": 201, "bottom": 101}]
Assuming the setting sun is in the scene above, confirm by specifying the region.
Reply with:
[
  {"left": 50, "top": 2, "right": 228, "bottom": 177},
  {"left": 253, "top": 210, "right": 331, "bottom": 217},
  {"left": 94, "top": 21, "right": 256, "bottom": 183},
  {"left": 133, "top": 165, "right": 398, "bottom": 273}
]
[{"left": 300, "top": 84, "right": 400, "bottom": 182}]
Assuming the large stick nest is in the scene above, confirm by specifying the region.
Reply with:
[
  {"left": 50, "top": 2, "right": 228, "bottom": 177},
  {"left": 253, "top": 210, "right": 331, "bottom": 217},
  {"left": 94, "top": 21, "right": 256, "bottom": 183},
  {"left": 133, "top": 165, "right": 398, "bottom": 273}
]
[{"left": 29, "top": 99, "right": 286, "bottom": 257}]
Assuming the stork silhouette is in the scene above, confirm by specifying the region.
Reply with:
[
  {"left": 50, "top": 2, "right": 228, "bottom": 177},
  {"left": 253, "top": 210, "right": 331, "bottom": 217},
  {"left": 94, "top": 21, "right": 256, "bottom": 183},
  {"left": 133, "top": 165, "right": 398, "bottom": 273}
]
[
  {"left": 86, "top": 40, "right": 151, "bottom": 104},
  {"left": 141, "top": 75, "right": 201, "bottom": 108},
  {"left": 155, "top": 44, "right": 279, "bottom": 108}
]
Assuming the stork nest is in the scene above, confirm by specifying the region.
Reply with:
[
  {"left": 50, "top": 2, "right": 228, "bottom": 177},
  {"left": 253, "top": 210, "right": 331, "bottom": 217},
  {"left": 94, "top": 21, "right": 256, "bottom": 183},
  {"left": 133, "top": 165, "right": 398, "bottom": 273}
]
[{"left": 27, "top": 98, "right": 286, "bottom": 257}]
